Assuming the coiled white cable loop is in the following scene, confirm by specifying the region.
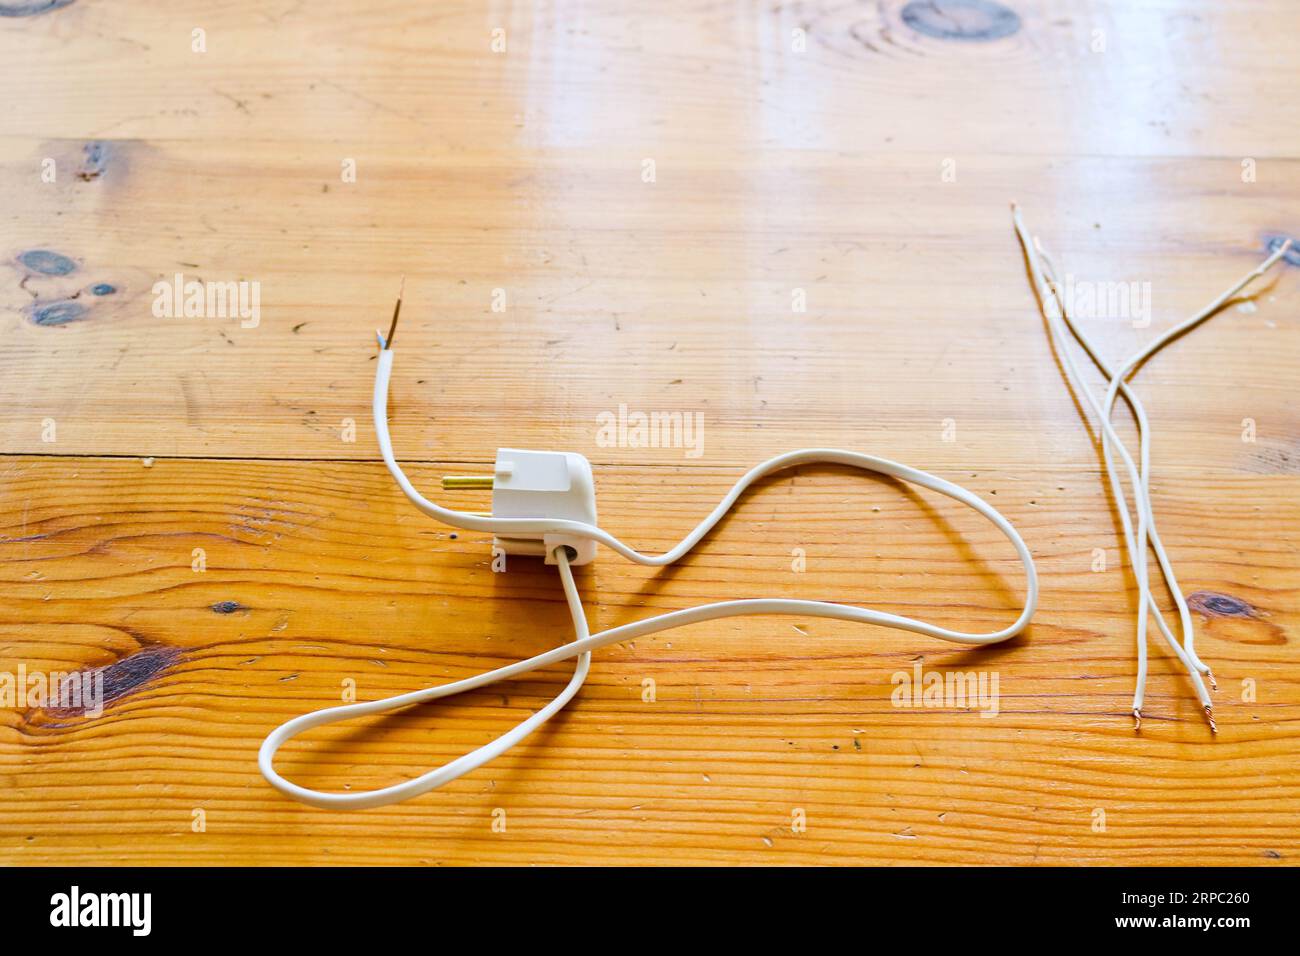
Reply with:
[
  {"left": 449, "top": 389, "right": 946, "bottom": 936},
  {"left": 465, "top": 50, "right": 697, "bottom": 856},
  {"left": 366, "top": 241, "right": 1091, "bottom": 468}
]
[{"left": 259, "top": 344, "right": 1038, "bottom": 809}]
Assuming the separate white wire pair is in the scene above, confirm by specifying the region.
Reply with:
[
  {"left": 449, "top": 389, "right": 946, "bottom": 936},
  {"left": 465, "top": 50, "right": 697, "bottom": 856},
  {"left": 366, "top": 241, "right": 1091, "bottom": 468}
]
[
  {"left": 1012, "top": 204, "right": 1291, "bottom": 731},
  {"left": 258, "top": 307, "right": 1040, "bottom": 809}
]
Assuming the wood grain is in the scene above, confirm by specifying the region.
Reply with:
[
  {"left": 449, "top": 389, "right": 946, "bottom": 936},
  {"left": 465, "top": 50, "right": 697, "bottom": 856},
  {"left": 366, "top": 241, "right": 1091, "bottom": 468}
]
[
  {"left": 0, "top": 456, "right": 1297, "bottom": 865},
  {"left": 1, "top": 139, "right": 1296, "bottom": 469},
  {"left": 0, "top": 0, "right": 1297, "bottom": 865}
]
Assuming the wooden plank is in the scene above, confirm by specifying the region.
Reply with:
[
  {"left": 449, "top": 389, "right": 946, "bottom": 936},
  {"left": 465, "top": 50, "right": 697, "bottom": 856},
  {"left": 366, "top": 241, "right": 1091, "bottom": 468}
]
[
  {"left": 0, "top": 456, "right": 1295, "bottom": 865},
  {"left": 0, "top": 140, "right": 1296, "bottom": 465},
  {"left": 1, "top": 1, "right": 1297, "bottom": 157}
]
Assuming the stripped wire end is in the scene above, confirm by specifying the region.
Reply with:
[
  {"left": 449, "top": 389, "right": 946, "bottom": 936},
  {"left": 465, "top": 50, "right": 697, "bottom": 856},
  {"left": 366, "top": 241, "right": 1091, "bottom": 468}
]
[
  {"left": 1133, "top": 708, "right": 1142, "bottom": 733},
  {"left": 1204, "top": 705, "right": 1217, "bottom": 735},
  {"left": 1260, "top": 237, "right": 1295, "bottom": 274},
  {"left": 1206, "top": 669, "right": 1218, "bottom": 692},
  {"left": 377, "top": 275, "right": 405, "bottom": 351}
]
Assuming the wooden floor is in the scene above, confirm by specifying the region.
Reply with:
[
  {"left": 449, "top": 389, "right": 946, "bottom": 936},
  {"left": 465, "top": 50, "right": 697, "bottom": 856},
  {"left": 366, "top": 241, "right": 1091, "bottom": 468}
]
[{"left": 1, "top": 0, "right": 1296, "bottom": 866}]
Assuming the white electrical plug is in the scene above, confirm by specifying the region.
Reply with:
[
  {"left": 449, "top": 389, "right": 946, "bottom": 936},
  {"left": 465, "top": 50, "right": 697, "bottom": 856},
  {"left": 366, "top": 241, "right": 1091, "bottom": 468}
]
[{"left": 489, "top": 448, "right": 598, "bottom": 565}]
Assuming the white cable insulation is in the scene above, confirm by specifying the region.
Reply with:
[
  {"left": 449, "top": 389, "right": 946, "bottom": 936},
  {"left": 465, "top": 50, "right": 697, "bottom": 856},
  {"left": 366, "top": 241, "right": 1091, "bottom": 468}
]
[
  {"left": 1097, "top": 241, "right": 1290, "bottom": 680},
  {"left": 1013, "top": 214, "right": 1172, "bottom": 712},
  {"left": 1012, "top": 204, "right": 1289, "bottom": 722},
  {"left": 259, "top": 348, "right": 1039, "bottom": 809},
  {"left": 1025, "top": 237, "right": 1198, "bottom": 710},
  {"left": 1022, "top": 243, "right": 1198, "bottom": 677}
]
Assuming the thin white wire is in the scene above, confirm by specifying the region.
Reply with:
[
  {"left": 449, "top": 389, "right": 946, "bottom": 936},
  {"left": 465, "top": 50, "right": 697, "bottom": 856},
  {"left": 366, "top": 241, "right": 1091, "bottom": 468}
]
[
  {"left": 1027, "top": 237, "right": 1204, "bottom": 716},
  {"left": 259, "top": 348, "right": 1040, "bottom": 809},
  {"left": 1012, "top": 203, "right": 1290, "bottom": 728},
  {"left": 1098, "top": 239, "right": 1291, "bottom": 681}
]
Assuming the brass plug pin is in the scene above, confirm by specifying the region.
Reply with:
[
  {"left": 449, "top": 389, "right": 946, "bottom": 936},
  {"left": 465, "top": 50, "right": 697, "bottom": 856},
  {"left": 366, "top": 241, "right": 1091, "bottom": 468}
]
[{"left": 442, "top": 475, "right": 495, "bottom": 490}]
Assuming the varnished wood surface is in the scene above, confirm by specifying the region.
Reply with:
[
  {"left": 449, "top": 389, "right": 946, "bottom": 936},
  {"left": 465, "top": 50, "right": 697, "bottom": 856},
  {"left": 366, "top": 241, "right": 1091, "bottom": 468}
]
[{"left": 0, "top": 0, "right": 1297, "bottom": 865}]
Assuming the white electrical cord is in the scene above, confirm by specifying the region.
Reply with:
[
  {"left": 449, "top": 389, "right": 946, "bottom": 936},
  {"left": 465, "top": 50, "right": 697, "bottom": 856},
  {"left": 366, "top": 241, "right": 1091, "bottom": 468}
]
[
  {"left": 1012, "top": 204, "right": 1290, "bottom": 730},
  {"left": 259, "top": 334, "right": 1039, "bottom": 810}
]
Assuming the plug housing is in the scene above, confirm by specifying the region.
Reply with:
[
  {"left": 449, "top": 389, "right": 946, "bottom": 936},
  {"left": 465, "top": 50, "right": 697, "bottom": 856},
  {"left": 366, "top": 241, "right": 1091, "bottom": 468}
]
[{"left": 491, "top": 448, "right": 598, "bottom": 565}]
